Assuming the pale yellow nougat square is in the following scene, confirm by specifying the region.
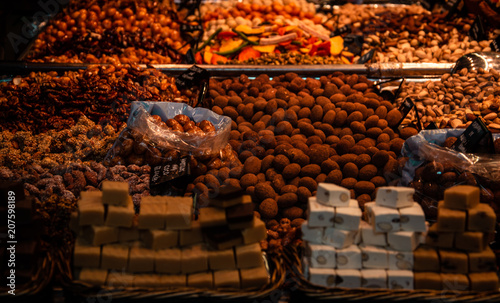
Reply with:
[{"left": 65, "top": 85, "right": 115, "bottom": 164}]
[
  {"left": 77, "top": 268, "right": 108, "bottom": 286},
  {"left": 179, "top": 221, "right": 204, "bottom": 246},
  {"left": 443, "top": 185, "right": 479, "bottom": 210},
  {"left": 159, "top": 274, "right": 187, "bottom": 287},
  {"left": 138, "top": 197, "right": 166, "bottom": 229},
  {"left": 198, "top": 207, "right": 226, "bottom": 227},
  {"left": 240, "top": 265, "right": 269, "bottom": 289},
  {"left": 80, "top": 190, "right": 103, "bottom": 203},
  {"left": 142, "top": 230, "right": 178, "bottom": 250},
  {"left": 118, "top": 227, "right": 140, "bottom": 243},
  {"left": 78, "top": 196, "right": 105, "bottom": 226},
  {"left": 241, "top": 218, "right": 267, "bottom": 245},
  {"left": 84, "top": 225, "right": 119, "bottom": 246},
  {"left": 187, "top": 272, "right": 213, "bottom": 289},
  {"left": 105, "top": 197, "right": 135, "bottom": 228},
  {"left": 133, "top": 274, "right": 162, "bottom": 288},
  {"left": 469, "top": 247, "right": 497, "bottom": 272},
  {"left": 181, "top": 245, "right": 208, "bottom": 274},
  {"left": 102, "top": 181, "right": 130, "bottom": 206},
  {"left": 235, "top": 243, "right": 264, "bottom": 269},
  {"left": 165, "top": 197, "right": 193, "bottom": 230},
  {"left": 101, "top": 244, "right": 130, "bottom": 270},
  {"left": 155, "top": 248, "right": 181, "bottom": 274},
  {"left": 128, "top": 247, "right": 155, "bottom": 273},
  {"left": 73, "top": 240, "right": 101, "bottom": 268},
  {"left": 208, "top": 249, "right": 236, "bottom": 270},
  {"left": 106, "top": 271, "right": 135, "bottom": 288},
  {"left": 213, "top": 270, "right": 240, "bottom": 289},
  {"left": 468, "top": 203, "right": 496, "bottom": 232}
]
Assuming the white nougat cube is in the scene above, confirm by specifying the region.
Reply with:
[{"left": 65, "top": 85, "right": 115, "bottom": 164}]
[
  {"left": 334, "top": 206, "right": 361, "bottom": 231},
  {"left": 336, "top": 269, "right": 362, "bottom": 288},
  {"left": 323, "top": 227, "right": 357, "bottom": 249},
  {"left": 308, "top": 197, "right": 335, "bottom": 227},
  {"left": 336, "top": 245, "right": 362, "bottom": 269},
  {"left": 387, "top": 270, "right": 413, "bottom": 290},
  {"left": 360, "top": 221, "right": 386, "bottom": 247},
  {"left": 365, "top": 202, "right": 400, "bottom": 233},
  {"left": 398, "top": 202, "right": 427, "bottom": 232},
  {"left": 388, "top": 250, "right": 413, "bottom": 270},
  {"left": 301, "top": 221, "right": 324, "bottom": 244},
  {"left": 361, "top": 269, "right": 387, "bottom": 288},
  {"left": 306, "top": 243, "right": 336, "bottom": 268},
  {"left": 308, "top": 267, "right": 337, "bottom": 288},
  {"left": 316, "top": 183, "right": 351, "bottom": 207},
  {"left": 375, "top": 186, "right": 414, "bottom": 209},
  {"left": 360, "top": 245, "right": 388, "bottom": 269},
  {"left": 387, "top": 231, "right": 419, "bottom": 251}
]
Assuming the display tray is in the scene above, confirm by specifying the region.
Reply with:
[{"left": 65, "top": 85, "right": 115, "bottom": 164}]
[{"left": 284, "top": 246, "right": 500, "bottom": 303}]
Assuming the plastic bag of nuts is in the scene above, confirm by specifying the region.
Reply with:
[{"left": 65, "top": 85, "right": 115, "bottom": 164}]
[{"left": 103, "top": 101, "right": 232, "bottom": 168}]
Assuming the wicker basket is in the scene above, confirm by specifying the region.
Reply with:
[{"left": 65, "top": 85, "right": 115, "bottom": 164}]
[{"left": 284, "top": 246, "right": 500, "bottom": 303}]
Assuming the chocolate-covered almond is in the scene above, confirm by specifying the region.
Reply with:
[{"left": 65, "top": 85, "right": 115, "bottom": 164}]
[{"left": 174, "top": 114, "right": 190, "bottom": 125}]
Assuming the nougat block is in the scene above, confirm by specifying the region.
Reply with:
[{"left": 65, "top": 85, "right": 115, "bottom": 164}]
[
  {"left": 138, "top": 197, "right": 166, "bottom": 229},
  {"left": 443, "top": 185, "right": 479, "bottom": 210},
  {"left": 316, "top": 183, "right": 351, "bottom": 207},
  {"left": 106, "top": 272, "right": 134, "bottom": 288},
  {"left": 226, "top": 202, "right": 254, "bottom": 228},
  {"left": 77, "top": 268, "right": 108, "bottom": 286},
  {"left": 214, "top": 270, "right": 240, "bottom": 289},
  {"left": 413, "top": 246, "right": 439, "bottom": 272},
  {"left": 336, "top": 269, "right": 362, "bottom": 288},
  {"left": 118, "top": 227, "right": 140, "bottom": 243},
  {"left": 84, "top": 225, "right": 119, "bottom": 246},
  {"left": 181, "top": 245, "right": 209, "bottom": 274},
  {"left": 375, "top": 186, "right": 414, "bottom": 209},
  {"left": 188, "top": 272, "right": 213, "bottom": 289},
  {"left": 79, "top": 190, "right": 103, "bottom": 205},
  {"left": 305, "top": 243, "right": 336, "bottom": 268},
  {"left": 440, "top": 273, "right": 469, "bottom": 291},
  {"left": 398, "top": 202, "right": 427, "bottom": 232},
  {"left": 365, "top": 202, "right": 400, "bottom": 232},
  {"left": 323, "top": 227, "right": 357, "bottom": 249},
  {"left": 439, "top": 250, "right": 468, "bottom": 273},
  {"left": 180, "top": 221, "right": 204, "bottom": 246},
  {"left": 387, "top": 270, "right": 413, "bottom": 290},
  {"left": 105, "top": 197, "right": 135, "bottom": 228},
  {"left": 301, "top": 221, "right": 324, "bottom": 245},
  {"left": 361, "top": 269, "right": 387, "bottom": 288},
  {"left": 198, "top": 207, "right": 226, "bottom": 227},
  {"left": 240, "top": 265, "right": 269, "bottom": 289},
  {"left": 334, "top": 205, "right": 361, "bottom": 231},
  {"left": 165, "top": 197, "right": 193, "bottom": 230},
  {"left": 359, "top": 221, "right": 386, "bottom": 247},
  {"left": 73, "top": 241, "right": 101, "bottom": 268},
  {"left": 454, "top": 231, "right": 485, "bottom": 252},
  {"left": 102, "top": 181, "right": 130, "bottom": 206},
  {"left": 468, "top": 203, "right": 496, "bottom": 232},
  {"left": 209, "top": 249, "right": 236, "bottom": 270},
  {"left": 142, "top": 230, "right": 178, "bottom": 250},
  {"left": 241, "top": 217, "right": 267, "bottom": 245},
  {"left": 308, "top": 197, "right": 335, "bottom": 227},
  {"left": 336, "top": 245, "right": 362, "bottom": 269},
  {"left": 387, "top": 231, "right": 419, "bottom": 251},
  {"left": 133, "top": 274, "right": 162, "bottom": 288},
  {"left": 469, "top": 272, "right": 499, "bottom": 291},
  {"left": 204, "top": 226, "right": 243, "bottom": 250},
  {"left": 436, "top": 207, "right": 466, "bottom": 232},
  {"left": 414, "top": 272, "right": 441, "bottom": 290},
  {"left": 425, "top": 224, "right": 454, "bottom": 248},
  {"left": 79, "top": 202, "right": 105, "bottom": 226},
  {"left": 360, "top": 245, "right": 388, "bottom": 269},
  {"left": 236, "top": 243, "right": 264, "bottom": 269},
  {"left": 209, "top": 192, "right": 251, "bottom": 208},
  {"left": 159, "top": 274, "right": 186, "bottom": 287},
  {"left": 307, "top": 267, "right": 336, "bottom": 288},
  {"left": 128, "top": 247, "right": 155, "bottom": 272},
  {"left": 469, "top": 247, "right": 497, "bottom": 272},
  {"left": 388, "top": 250, "right": 413, "bottom": 270},
  {"left": 101, "top": 244, "right": 130, "bottom": 270},
  {"left": 155, "top": 248, "right": 181, "bottom": 274}
]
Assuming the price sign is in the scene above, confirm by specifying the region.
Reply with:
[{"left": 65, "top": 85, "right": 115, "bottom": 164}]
[
  {"left": 490, "top": 35, "right": 500, "bottom": 52},
  {"left": 451, "top": 117, "right": 490, "bottom": 153},
  {"left": 394, "top": 97, "right": 415, "bottom": 129},
  {"left": 150, "top": 155, "right": 194, "bottom": 196},
  {"left": 425, "top": 121, "right": 438, "bottom": 130},
  {"left": 357, "top": 49, "right": 375, "bottom": 64},
  {"left": 184, "top": 48, "right": 196, "bottom": 64},
  {"left": 332, "top": 24, "right": 351, "bottom": 37},
  {"left": 343, "top": 34, "right": 364, "bottom": 56},
  {"left": 175, "top": 65, "right": 210, "bottom": 90},
  {"left": 469, "top": 16, "right": 487, "bottom": 41}
]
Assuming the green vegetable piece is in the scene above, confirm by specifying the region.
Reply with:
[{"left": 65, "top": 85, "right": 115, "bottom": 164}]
[
  {"left": 214, "top": 41, "right": 249, "bottom": 55},
  {"left": 232, "top": 29, "right": 259, "bottom": 45},
  {"left": 196, "top": 28, "right": 223, "bottom": 52}
]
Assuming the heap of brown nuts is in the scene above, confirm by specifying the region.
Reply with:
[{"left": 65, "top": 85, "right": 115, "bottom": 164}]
[{"left": 150, "top": 114, "right": 216, "bottom": 134}]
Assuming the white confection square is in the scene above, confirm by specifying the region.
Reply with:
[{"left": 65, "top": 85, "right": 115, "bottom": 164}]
[
  {"left": 308, "top": 268, "right": 337, "bottom": 288},
  {"left": 360, "top": 220, "right": 386, "bottom": 247},
  {"left": 323, "top": 227, "right": 357, "bottom": 249},
  {"left": 388, "top": 250, "right": 413, "bottom": 270},
  {"left": 361, "top": 269, "right": 387, "bottom": 288},
  {"left": 418, "top": 222, "right": 430, "bottom": 245},
  {"left": 398, "top": 202, "right": 427, "bottom": 232},
  {"left": 336, "top": 245, "right": 362, "bottom": 269},
  {"left": 306, "top": 243, "right": 336, "bottom": 268},
  {"left": 353, "top": 223, "right": 362, "bottom": 245},
  {"left": 365, "top": 203, "right": 400, "bottom": 233},
  {"left": 316, "top": 183, "right": 351, "bottom": 207},
  {"left": 375, "top": 186, "right": 414, "bottom": 209},
  {"left": 387, "top": 270, "right": 413, "bottom": 290},
  {"left": 308, "top": 197, "right": 335, "bottom": 227},
  {"left": 360, "top": 245, "right": 388, "bottom": 269},
  {"left": 336, "top": 269, "right": 362, "bottom": 288},
  {"left": 334, "top": 206, "right": 362, "bottom": 231},
  {"left": 387, "top": 231, "right": 419, "bottom": 251},
  {"left": 301, "top": 221, "right": 324, "bottom": 244}
]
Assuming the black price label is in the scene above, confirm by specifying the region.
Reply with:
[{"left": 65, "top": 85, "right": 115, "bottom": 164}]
[
  {"left": 491, "top": 36, "right": 500, "bottom": 52},
  {"left": 150, "top": 155, "right": 191, "bottom": 186},
  {"left": 469, "top": 16, "right": 487, "bottom": 41},
  {"left": 445, "top": 0, "right": 463, "bottom": 18},
  {"left": 181, "top": 24, "right": 203, "bottom": 33},
  {"left": 425, "top": 121, "right": 438, "bottom": 130},
  {"left": 357, "top": 49, "right": 375, "bottom": 64},
  {"left": 175, "top": 65, "right": 210, "bottom": 90},
  {"left": 184, "top": 48, "right": 196, "bottom": 64},
  {"left": 451, "top": 118, "right": 490, "bottom": 153},
  {"left": 394, "top": 97, "right": 415, "bottom": 129},
  {"left": 343, "top": 34, "right": 364, "bottom": 56},
  {"left": 332, "top": 24, "right": 351, "bottom": 37}
]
